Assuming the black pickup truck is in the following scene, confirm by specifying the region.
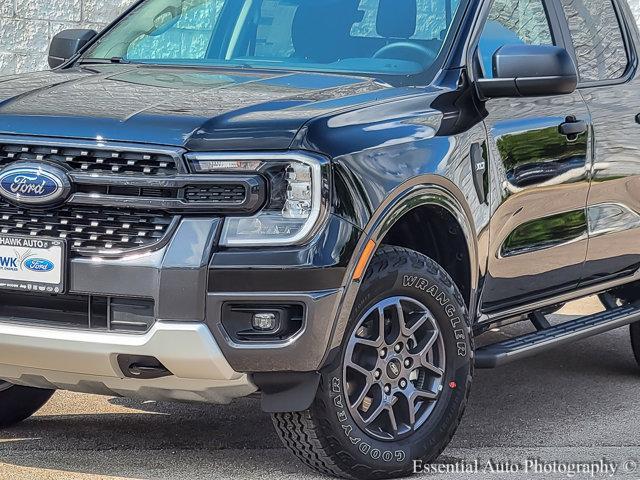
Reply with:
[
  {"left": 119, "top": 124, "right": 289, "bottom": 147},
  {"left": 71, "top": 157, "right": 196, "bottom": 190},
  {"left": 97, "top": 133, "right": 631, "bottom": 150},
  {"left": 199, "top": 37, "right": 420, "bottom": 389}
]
[{"left": 0, "top": 0, "right": 638, "bottom": 478}]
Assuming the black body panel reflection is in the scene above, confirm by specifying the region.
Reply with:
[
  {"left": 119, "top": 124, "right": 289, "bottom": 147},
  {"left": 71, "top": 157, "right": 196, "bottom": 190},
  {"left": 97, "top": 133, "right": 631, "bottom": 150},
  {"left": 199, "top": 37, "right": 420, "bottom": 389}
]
[{"left": 481, "top": 94, "right": 592, "bottom": 311}]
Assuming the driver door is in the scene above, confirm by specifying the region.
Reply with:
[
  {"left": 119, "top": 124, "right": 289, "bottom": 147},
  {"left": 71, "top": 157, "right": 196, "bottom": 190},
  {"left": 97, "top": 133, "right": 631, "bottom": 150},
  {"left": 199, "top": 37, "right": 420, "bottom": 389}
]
[{"left": 477, "top": 0, "right": 593, "bottom": 312}]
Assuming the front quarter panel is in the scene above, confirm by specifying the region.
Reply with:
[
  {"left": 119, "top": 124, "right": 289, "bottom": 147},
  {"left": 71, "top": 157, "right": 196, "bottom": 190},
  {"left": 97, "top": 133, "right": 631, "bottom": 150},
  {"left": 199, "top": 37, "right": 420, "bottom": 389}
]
[
  {"left": 294, "top": 90, "right": 490, "bottom": 232},
  {"left": 293, "top": 89, "right": 491, "bottom": 354}
]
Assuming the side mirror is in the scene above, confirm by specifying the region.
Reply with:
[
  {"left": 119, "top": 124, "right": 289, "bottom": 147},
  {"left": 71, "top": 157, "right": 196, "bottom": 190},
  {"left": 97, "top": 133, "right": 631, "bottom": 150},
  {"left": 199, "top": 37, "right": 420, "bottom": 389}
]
[
  {"left": 48, "top": 29, "right": 98, "bottom": 69},
  {"left": 476, "top": 44, "right": 578, "bottom": 98}
]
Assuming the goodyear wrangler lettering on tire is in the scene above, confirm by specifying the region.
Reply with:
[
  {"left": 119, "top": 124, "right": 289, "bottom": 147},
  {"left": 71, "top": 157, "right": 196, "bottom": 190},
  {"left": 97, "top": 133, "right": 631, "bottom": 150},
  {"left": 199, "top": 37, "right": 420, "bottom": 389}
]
[
  {"left": 403, "top": 275, "right": 468, "bottom": 357},
  {"left": 272, "top": 247, "right": 474, "bottom": 479},
  {"left": 331, "top": 376, "right": 407, "bottom": 463}
]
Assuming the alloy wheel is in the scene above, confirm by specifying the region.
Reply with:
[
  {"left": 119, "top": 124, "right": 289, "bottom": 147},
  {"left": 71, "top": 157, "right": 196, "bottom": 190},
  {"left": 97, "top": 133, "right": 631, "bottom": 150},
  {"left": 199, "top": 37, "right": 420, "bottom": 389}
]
[{"left": 343, "top": 296, "right": 446, "bottom": 442}]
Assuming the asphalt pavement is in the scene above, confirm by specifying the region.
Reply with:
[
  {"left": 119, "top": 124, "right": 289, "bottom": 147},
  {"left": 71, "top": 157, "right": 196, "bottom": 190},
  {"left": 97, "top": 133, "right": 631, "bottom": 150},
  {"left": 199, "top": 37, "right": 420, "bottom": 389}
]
[{"left": 0, "top": 297, "right": 639, "bottom": 480}]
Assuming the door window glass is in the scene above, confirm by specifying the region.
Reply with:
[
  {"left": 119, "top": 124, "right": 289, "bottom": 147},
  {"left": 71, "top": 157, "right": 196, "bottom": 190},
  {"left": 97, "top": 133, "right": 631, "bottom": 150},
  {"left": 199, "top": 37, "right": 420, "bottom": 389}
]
[{"left": 560, "top": 0, "right": 629, "bottom": 82}]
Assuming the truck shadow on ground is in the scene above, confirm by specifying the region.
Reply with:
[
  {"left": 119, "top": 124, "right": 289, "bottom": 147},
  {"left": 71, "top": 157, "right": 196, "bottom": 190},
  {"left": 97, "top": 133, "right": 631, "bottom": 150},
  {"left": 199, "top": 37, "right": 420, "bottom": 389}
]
[{"left": 0, "top": 326, "right": 638, "bottom": 479}]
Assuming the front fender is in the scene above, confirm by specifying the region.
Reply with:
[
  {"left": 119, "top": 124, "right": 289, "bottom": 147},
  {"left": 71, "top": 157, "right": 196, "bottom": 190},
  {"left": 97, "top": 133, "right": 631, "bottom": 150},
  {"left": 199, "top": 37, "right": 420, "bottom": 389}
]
[{"left": 322, "top": 176, "right": 481, "bottom": 366}]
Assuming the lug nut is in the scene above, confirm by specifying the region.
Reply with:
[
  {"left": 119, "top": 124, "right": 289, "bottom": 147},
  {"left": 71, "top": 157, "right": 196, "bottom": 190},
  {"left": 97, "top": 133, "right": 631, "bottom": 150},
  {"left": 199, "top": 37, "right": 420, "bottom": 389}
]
[
  {"left": 395, "top": 343, "right": 403, "bottom": 353},
  {"left": 404, "top": 358, "right": 412, "bottom": 368},
  {"left": 384, "top": 384, "right": 391, "bottom": 394},
  {"left": 380, "top": 347, "right": 387, "bottom": 359},
  {"left": 374, "top": 369, "right": 382, "bottom": 380},
  {"left": 399, "top": 379, "right": 407, "bottom": 389}
]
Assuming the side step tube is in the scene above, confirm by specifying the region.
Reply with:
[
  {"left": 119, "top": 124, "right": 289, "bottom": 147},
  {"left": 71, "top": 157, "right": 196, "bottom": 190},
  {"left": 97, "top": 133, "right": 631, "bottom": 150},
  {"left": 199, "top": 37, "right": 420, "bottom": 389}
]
[{"left": 475, "top": 305, "right": 640, "bottom": 368}]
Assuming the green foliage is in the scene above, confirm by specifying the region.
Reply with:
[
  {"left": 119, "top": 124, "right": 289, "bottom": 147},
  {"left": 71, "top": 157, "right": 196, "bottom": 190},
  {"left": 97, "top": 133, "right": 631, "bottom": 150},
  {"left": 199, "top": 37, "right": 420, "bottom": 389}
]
[
  {"left": 502, "top": 209, "right": 587, "bottom": 256},
  {"left": 497, "top": 127, "right": 587, "bottom": 172}
]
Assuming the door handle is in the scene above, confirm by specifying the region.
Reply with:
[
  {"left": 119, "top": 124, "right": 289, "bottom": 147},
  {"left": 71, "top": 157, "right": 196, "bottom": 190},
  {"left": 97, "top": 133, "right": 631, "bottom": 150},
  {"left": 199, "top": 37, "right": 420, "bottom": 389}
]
[{"left": 559, "top": 117, "right": 587, "bottom": 137}]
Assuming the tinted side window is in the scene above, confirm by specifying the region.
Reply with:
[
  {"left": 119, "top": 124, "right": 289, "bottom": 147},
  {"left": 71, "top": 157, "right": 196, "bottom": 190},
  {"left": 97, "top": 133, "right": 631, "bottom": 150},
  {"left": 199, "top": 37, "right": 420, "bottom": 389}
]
[
  {"left": 478, "top": 0, "right": 554, "bottom": 78},
  {"left": 561, "top": 0, "right": 629, "bottom": 82}
]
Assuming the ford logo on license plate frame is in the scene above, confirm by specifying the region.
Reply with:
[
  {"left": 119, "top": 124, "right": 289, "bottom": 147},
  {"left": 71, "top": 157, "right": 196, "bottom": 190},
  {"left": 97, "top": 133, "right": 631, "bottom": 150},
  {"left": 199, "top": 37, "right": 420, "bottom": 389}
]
[{"left": 0, "top": 235, "right": 66, "bottom": 293}]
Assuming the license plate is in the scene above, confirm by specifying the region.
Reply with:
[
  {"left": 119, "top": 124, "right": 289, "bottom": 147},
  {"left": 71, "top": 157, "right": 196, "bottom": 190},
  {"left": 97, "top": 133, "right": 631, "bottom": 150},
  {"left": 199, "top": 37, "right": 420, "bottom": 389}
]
[{"left": 0, "top": 235, "right": 65, "bottom": 293}]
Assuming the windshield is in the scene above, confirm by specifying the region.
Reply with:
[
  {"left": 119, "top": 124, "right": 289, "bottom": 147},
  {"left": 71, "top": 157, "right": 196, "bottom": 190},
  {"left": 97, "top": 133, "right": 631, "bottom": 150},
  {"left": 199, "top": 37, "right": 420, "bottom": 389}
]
[{"left": 82, "top": 0, "right": 463, "bottom": 78}]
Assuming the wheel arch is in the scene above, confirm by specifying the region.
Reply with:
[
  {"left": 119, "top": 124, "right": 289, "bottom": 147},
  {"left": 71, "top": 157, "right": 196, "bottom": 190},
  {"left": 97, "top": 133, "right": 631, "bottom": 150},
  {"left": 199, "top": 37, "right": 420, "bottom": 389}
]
[
  {"left": 380, "top": 199, "right": 474, "bottom": 307},
  {"left": 324, "top": 175, "right": 480, "bottom": 364}
]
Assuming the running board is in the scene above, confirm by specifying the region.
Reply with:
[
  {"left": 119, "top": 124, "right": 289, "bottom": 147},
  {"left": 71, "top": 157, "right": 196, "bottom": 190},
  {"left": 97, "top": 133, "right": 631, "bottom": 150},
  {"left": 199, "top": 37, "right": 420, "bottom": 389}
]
[{"left": 475, "top": 304, "right": 640, "bottom": 368}]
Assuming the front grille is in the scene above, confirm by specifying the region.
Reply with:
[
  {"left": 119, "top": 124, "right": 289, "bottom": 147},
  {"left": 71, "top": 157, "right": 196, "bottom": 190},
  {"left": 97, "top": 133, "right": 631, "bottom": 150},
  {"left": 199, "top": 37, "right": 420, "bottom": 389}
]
[
  {"left": 0, "top": 138, "right": 265, "bottom": 256},
  {"left": 0, "top": 201, "right": 176, "bottom": 255},
  {"left": 0, "top": 292, "right": 155, "bottom": 333},
  {"left": 185, "top": 184, "right": 247, "bottom": 204},
  {"left": 0, "top": 143, "right": 178, "bottom": 176}
]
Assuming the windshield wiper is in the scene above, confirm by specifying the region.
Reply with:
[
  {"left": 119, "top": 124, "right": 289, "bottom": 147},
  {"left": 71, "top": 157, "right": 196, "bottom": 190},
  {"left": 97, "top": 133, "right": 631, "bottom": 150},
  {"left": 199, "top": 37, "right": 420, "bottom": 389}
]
[{"left": 79, "top": 57, "right": 131, "bottom": 65}]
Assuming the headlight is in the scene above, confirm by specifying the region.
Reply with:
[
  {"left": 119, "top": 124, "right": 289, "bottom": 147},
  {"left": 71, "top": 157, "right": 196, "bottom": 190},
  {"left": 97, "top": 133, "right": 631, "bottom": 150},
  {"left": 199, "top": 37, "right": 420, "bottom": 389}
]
[{"left": 185, "top": 152, "right": 329, "bottom": 246}]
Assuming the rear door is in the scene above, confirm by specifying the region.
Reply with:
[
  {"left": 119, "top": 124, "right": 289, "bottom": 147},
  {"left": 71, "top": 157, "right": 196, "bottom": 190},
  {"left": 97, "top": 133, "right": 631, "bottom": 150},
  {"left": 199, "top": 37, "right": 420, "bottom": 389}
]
[
  {"left": 557, "top": 0, "right": 640, "bottom": 285},
  {"left": 477, "top": 0, "right": 593, "bottom": 312}
]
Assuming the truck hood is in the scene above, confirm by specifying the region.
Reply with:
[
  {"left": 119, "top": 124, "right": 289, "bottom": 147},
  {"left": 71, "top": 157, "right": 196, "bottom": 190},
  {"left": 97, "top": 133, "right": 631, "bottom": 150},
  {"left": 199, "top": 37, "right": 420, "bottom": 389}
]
[{"left": 0, "top": 65, "right": 396, "bottom": 150}]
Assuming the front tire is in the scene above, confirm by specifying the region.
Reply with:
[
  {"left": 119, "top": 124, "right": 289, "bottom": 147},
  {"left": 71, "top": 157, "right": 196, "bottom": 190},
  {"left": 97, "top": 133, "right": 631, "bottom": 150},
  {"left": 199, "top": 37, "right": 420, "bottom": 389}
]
[
  {"left": 273, "top": 247, "right": 474, "bottom": 479},
  {"left": 631, "top": 323, "right": 640, "bottom": 367},
  {"left": 0, "top": 382, "right": 55, "bottom": 428}
]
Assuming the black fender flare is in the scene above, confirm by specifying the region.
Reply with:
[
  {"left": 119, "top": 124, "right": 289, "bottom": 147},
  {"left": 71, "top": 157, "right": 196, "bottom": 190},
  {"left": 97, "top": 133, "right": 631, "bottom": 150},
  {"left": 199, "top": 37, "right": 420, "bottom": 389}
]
[{"left": 322, "top": 175, "right": 480, "bottom": 365}]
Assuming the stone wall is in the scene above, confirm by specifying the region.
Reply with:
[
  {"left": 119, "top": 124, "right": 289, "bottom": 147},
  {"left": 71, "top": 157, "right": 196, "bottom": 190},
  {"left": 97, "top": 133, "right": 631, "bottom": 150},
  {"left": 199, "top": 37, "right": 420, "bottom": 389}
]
[
  {"left": 0, "top": 0, "right": 133, "bottom": 74},
  {"left": 0, "top": 0, "right": 640, "bottom": 75}
]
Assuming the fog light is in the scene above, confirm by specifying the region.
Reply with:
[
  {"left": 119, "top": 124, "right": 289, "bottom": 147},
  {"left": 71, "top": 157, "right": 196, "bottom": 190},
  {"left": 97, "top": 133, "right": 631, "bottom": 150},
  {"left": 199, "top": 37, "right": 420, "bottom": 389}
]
[
  {"left": 252, "top": 312, "right": 278, "bottom": 331},
  {"left": 222, "top": 303, "right": 304, "bottom": 342}
]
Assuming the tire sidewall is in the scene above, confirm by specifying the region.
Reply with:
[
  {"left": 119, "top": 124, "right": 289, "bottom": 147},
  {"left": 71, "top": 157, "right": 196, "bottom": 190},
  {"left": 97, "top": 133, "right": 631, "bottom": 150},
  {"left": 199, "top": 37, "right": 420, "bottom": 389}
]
[{"left": 314, "top": 250, "right": 473, "bottom": 474}]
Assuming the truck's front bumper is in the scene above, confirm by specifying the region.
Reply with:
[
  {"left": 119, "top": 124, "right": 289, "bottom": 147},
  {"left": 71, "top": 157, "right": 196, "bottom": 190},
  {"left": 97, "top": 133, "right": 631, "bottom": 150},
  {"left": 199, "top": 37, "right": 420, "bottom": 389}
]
[
  {"left": 0, "top": 215, "right": 360, "bottom": 403},
  {"left": 0, "top": 320, "right": 256, "bottom": 403}
]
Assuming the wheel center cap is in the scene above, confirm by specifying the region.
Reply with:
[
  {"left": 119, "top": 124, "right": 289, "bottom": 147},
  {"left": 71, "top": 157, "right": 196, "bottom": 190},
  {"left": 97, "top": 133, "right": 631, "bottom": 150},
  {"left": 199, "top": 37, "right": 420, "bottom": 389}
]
[{"left": 386, "top": 359, "right": 402, "bottom": 379}]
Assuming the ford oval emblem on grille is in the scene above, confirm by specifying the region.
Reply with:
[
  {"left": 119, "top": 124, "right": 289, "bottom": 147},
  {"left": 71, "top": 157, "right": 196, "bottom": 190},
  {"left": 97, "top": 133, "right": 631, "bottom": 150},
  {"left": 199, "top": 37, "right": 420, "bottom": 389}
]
[{"left": 0, "top": 163, "right": 71, "bottom": 206}]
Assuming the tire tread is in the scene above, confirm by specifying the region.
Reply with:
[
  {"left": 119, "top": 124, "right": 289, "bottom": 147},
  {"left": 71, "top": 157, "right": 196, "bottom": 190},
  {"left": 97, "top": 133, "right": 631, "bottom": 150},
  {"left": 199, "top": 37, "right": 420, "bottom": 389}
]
[{"left": 273, "top": 246, "right": 474, "bottom": 479}]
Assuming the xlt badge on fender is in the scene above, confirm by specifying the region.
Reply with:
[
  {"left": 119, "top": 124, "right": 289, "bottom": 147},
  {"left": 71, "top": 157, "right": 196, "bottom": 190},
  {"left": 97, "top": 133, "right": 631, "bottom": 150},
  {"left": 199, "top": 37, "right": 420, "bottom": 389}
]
[{"left": 0, "top": 163, "right": 71, "bottom": 206}]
